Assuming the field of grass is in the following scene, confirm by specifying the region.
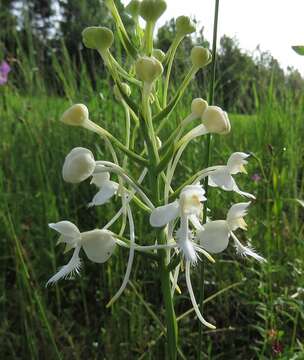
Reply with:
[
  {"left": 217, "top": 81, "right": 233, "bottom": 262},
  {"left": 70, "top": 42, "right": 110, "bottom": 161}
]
[{"left": 1, "top": 68, "right": 304, "bottom": 360}]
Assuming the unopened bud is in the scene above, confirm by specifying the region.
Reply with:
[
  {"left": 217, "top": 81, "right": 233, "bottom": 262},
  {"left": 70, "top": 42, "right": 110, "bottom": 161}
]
[
  {"left": 61, "top": 104, "right": 89, "bottom": 127},
  {"left": 135, "top": 56, "right": 163, "bottom": 83},
  {"left": 202, "top": 106, "right": 231, "bottom": 134},
  {"left": 176, "top": 16, "right": 196, "bottom": 36},
  {"left": 62, "top": 147, "right": 96, "bottom": 183},
  {"left": 82, "top": 26, "right": 114, "bottom": 51},
  {"left": 126, "top": 0, "right": 141, "bottom": 18},
  {"left": 113, "top": 83, "right": 131, "bottom": 101},
  {"left": 152, "top": 48, "right": 166, "bottom": 62},
  {"left": 139, "top": 0, "right": 167, "bottom": 23},
  {"left": 191, "top": 46, "right": 211, "bottom": 68},
  {"left": 191, "top": 98, "right": 208, "bottom": 117}
]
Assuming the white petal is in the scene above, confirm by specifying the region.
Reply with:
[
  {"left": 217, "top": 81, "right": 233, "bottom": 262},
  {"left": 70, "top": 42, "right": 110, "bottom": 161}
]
[
  {"left": 227, "top": 202, "right": 251, "bottom": 222},
  {"left": 81, "top": 229, "right": 117, "bottom": 263},
  {"left": 197, "top": 220, "right": 230, "bottom": 254},
  {"left": 88, "top": 181, "right": 119, "bottom": 207},
  {"left": 49, "top": 221, "right": 81, "bottom": 245},
  {"left": 208, "top": 168, "right": 235, "bottom": 190},
  {"left": 62, "top": 147, "right": 95, "bottom": 183},
  {"left": 227, "top": 152, "right": 250, "bottom": 174},
  {"left": 232, "top": 183, "right": 256, "bottom": 199},
  {"left": 149, "top": 201, "right": 180, "bottom": 227},
  {"left": 90, "top": 168, "right": 110, "bottom": 187},
  {"left": 189, "top": 214, "right": 203, "bottom": 230},
  {"left": 180, "top": 184, "right": 206, "bottom": 216},
  {"left": 46, "top": 247, "right": 81, "bottom": 286},
  {"left": 230, "top": 232, "right": 266, "bottom": 262},
  {"left": 185, "top": 261, "right": 216, "bottom": 329},
  {"left": 106, "top": 205, "right": 135, "bottom": 307},
  {"left": 227, "top": 202, "right": 251, "bottom": 231}
]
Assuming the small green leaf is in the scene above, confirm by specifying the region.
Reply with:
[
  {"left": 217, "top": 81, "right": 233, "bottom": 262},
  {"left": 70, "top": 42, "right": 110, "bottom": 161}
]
[{"left": 292, "top": 45, "right": 304, "bottom": 55}]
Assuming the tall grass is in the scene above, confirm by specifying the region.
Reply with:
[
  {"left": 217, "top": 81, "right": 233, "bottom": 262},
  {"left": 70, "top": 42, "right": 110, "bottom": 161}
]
[{"left": 1, "top": 33, "right": 304, "bottom": 359}]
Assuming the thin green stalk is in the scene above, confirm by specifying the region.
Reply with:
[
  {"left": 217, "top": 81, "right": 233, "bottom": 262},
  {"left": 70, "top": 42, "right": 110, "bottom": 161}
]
[
  {"left": 198, "top": 1, "right": 220, "bottom": 359},
  {"left": 163, "top": 36, "right": 182, "bottom": 107},
  {"left": 144, "top": 21, "right": 155, "bottom": 56},
  {"left": 160, "top": 253, "right": 178, "bottom": 360},
  {"left": 156, "top": 65, "right": 197, "bottom": 132}
]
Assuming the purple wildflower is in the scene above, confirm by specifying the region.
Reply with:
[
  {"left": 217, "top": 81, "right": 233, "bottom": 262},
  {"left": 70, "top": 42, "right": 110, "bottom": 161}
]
[
  {"left": 251, "top": 173, "right": 261, "bottom": 182},
  {"left": 0, "top": 61, "right": 11, "bottom": 85}
]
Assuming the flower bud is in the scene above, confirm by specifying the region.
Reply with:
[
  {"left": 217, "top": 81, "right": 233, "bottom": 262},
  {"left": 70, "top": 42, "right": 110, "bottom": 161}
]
[
  {"left": 191, "top": 98, "right": 208, "bottom": 117},
  {"left": 135, "top": 56, "right": 163, "bottom": 83},
  {"left": 82, "top": 26, "right": 114, "bottom": 51},
  {"left": 126, "top": 0, "right": 141, "bottom": 18},
  {"left": 61, "top": 104, "right": 89, "bottom": 127},
  {"left": 62, "top": 147, "right": 96, "bottom": 183},
  {"left": 113, "top": 83, "right": 131, "bottom": 101},
  {"left": 152, "top": 48, "right": 166, "bottom": 62},
  {"left": 176, "top": 16, "right": 196, "bottom": 36},
  {"left": 191, "top": 46, "right": 211, "bottom": 68},
  {"left": 202, "top": 106, "right": 231, "bottom": 134},
  {"left": 139, "top": 0, "right": 167, "bottom": 23}
]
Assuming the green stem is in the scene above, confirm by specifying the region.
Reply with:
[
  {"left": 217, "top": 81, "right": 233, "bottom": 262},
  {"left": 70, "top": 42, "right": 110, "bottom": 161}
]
[
  {"left": 85, "top": 120, "right": 148, "bottom": 165},
  {"left": 142, "top": 82, "right": 159, "bottom": 162},
  {"left": 145, "top": 21, "right": 155, "bottom": 56},
  {"left": 155, "top": 65, "right": 197, "bottom": 132},
  {"left": 160, "top": 254, "right": 178, "bottom": 360},
  {"left": 198, "top": 1, "right": 220, "bottom": 359},
  {"left": 163, "top": 36, "right": 182, "bottom": 107}
]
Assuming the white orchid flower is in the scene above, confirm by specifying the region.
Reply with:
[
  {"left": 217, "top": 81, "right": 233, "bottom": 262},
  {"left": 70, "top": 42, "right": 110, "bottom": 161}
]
[
  {"left": 88, "top": 166, "right": 119, "bottom": 207},
  {"left": 208, "top": 152, "right": 255, "bottom": 199},
  {"left": 150, "top": 185, "right": 216, "bottom": 329},
  {"left": 46, "top": 221, "right": 117, "bottom": 285},
  {"left": 150, "top": 184, "right": 211, "bottom": 263},
  {"left": 62, "top": 147, "right": 96, "bottom": 183},
  {"left": 196, "top": 202, "right": 266, "bottom": 262},
  {"left": 62, "top": 149, "right": 120, "bottom": 207}
]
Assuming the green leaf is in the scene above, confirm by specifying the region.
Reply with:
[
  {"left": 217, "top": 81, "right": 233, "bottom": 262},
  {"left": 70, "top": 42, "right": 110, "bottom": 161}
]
[{"left": 292, "top": 46, "right": 304, "bottom": 55}]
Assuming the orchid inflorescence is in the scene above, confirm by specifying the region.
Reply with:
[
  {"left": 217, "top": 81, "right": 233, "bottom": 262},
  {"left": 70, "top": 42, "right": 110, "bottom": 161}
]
[{"left": 46, "top": 0, "right": 265, "bottom": 337}]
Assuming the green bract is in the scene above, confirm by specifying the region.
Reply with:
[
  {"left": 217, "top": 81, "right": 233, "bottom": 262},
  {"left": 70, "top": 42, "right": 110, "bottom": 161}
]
[
  {"left": 139, "top": 0, "right": 167, "bottom": 23},
  {"left": 82, "top": 26, "right": 114, "bottom": 51},
  {"left": 152, "top": 48, "right": 166, "bottom": 62},
  {"left": 135, "top": 56, "right": 163, "bottom": 83},
  {"left": 114, "top": 83, "right": 131, "bottom": 101},
  {"left": 176, "top": 16, "right": 196, "bottom": 36},
  {"left": 191, "top": 46, "right": 212, "bottom": 68}
]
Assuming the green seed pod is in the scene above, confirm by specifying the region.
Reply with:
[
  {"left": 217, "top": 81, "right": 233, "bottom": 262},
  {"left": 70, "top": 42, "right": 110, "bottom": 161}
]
[
  {"left": 176, "top": 16, "right": 196, "bottom": 36},
  {"left": 126, "top": 0, "right": 141, "bottom": 18},
  {"left": 152, "top": 48, "right": 166, "bottom": 62},
  {"left": 191, "top": 98, "right": 208, "bottom": 117},
  {"left": 82, "top": 26, "right": 114, "bottom": 51},
  {"left": 135, "top": 56, "right": 163, "bottom": 83},
  {"left": 139, "top": 0, "right": 167, "bottom": 23},
  {"left": 191, "top": 46, "right": 212, "bottom": 68},
  {"left": 113, "top": 83, "right": 131, "bottom": 101}
]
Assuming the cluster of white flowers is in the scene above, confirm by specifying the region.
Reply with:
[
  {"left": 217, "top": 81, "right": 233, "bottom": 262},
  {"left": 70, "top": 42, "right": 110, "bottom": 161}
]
[
  {"left": 46, "top": 0, "right": 265, "bottom": 333},
  {"left": 48, "top": 105, "right": 265, "bottom": 329}
]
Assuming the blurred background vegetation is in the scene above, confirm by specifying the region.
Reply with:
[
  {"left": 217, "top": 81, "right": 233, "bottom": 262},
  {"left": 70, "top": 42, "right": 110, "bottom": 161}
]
[{"left": 1, "top": 1, "right": 304, "bottom": 359}]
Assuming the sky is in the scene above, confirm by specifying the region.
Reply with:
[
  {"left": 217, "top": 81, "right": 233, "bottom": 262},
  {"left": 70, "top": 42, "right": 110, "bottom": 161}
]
[{"left": 122, "top": 0, "right": 304, "bottom": 75}]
